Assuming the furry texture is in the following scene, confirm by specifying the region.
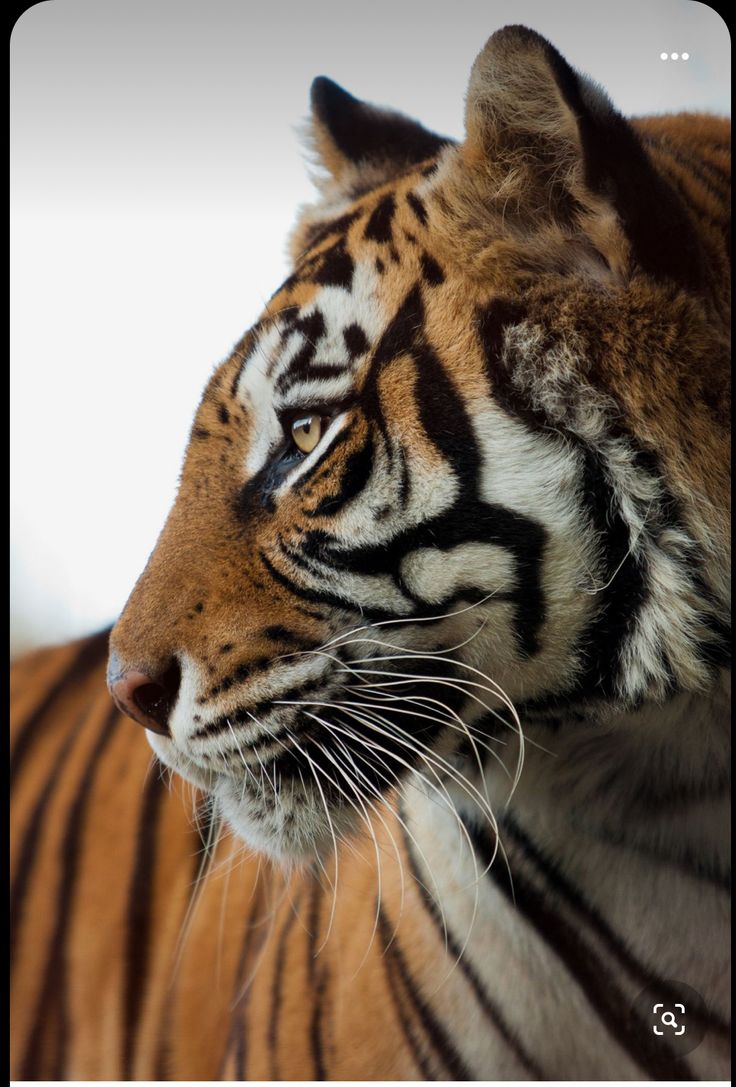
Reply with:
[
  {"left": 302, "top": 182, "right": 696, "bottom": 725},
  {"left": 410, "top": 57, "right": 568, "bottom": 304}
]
[{"left": 11, "top": 25, "right": 730, "bottom": 1080}]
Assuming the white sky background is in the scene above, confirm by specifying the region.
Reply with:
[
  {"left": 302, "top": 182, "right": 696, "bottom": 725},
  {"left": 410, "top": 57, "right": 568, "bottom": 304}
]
[{"left": 10, "top": 0, "right": 730, "bottom": 654}]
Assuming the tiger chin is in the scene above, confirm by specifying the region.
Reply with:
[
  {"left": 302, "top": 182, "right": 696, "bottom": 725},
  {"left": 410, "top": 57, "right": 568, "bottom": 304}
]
[
  {"left": 147, "top": 729, "right": 362, "bottom": 863},
  {"left": 106, "top": 23, "right": 730, "bottom": 874}
]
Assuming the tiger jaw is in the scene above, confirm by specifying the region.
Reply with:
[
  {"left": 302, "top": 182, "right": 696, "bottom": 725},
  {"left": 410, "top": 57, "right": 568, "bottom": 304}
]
[
  {"left": 148, "top": 717, "right": 384, "bottom": 864},
  {"left": 145, "top": 638, "right": 487, "bottom": 862}
]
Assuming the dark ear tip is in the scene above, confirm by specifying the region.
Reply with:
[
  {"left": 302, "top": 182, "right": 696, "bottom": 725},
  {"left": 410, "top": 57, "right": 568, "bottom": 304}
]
[
  {"left": 488, "top": 24, "right": 549, "bottom": 50},
  {"left": 310, "top": 76, "right": 359, "bottom": 118}
]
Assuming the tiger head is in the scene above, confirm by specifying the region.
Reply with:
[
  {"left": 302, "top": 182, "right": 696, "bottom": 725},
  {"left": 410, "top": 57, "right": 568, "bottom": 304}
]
[{"left": 108, "top": 26, "right": 730, "bottom": 861}]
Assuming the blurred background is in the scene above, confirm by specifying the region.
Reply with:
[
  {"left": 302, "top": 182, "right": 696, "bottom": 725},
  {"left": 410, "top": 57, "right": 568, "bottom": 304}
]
[{"left": 10, "top": 0, "right": 730, "bottom": 655}]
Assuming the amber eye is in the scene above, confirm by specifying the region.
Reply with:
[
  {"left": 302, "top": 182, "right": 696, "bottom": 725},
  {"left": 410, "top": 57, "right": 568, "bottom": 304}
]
[{"left": 290, "top": 413, "right": 323, "bottom": 454}]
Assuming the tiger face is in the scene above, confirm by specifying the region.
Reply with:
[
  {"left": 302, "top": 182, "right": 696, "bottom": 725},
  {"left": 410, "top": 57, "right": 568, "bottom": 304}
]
[{"left": 108, "top": 27, "right": 730, "bottom": 861}]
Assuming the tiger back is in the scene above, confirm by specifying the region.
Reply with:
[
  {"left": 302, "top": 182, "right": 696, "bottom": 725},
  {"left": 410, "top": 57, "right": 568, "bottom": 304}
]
[{"left": 11, "top": 25, "right": 730, "bottom": 1081}]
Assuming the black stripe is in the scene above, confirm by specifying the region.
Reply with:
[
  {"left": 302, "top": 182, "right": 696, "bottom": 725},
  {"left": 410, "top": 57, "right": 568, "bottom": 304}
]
[
  {"left": 218, "top": 876, "right": 266, "bottom": 1081},
  {"left": 466, "top": 819, "right": 696, "bottom": 1081},
  {"left": 406, "top": 191, "right": 428, "bottom": 226},
  {"left": 477, "top": 302, "right": 647, "bottom": 698},
  {"left": 377, "top": 905, "right": 437, "bottom": 1079},
  {"left": 257, "top": 549, "right": 377, "bottom": 619},
  {"left": 600, "top": 823, "right": 731, "bottom": 894},
  {"left": 291, "top": 421, "right": 357, "bottom": 494},
  {"left": 572, "top": 445, "right": 650, "bottom": 700},
  {"left": 311, "top": 240, "right": 354, "bottom": 290},
  {"left": 278, "top": 361, "right": 352, "bottom": 394},
  {"left": 399, "top": 814, "right": 546, "bottom": 1077},
  {"left": 343, "top": 322, "right": 370, "bottom": 361},
  {"left": 396, "top": 447, "right": 411, "bottom": 509},
  {"left": 274, "top": 310, "right": 326, "bottom": 394},
  {"left": 122, "top": 768, "right": 167, "bottom": 1079},
  {"left": 19, "top": 703, "right": 121, "bottom": 1080},
  {"left": 364, "top": 194, "right": 397, "bottom": 244},
  {"left": 151, "top": 799, "right": 217, "bottom": 1081},
  {"left": 420, "top": 251, "right": 445, "bottom": 285},
  {"left": 261, "top": 625, "right": 320, "bottom": 650},
  {"left": 501, "top": 812, "right": 731, "bottom": 1038},
  {"left": 308, "top": 434, "right": 374, "bottom": 517},
  {"left": 286, "top": 284, "right": 548, "bottom": 652},
  {"left": 268, "top": 890, "right": 304, "bottom": 1079},
  {"left": 377, "top": 907, "right": 473, "bottom": 1079},
  {"left": 10, "top": 627, "right": 110, "bottom": 790},
  {"left": 658, "top": 165, "right": 730, "bottom": 246},
  {"left": 299, "top": 208, "right": 362, "bottom": 254},
  {"left": 193, "top": 672, "right": 326, "bottom": 743},
  {"left": 647, "top": 138, "right": 731, "bottom": 205},
  {"left": 307, "top": 875, "right": 328, "bottom": 1080},
  {"left": 10, "top": 706, "right": 89, "bottom": 972}
]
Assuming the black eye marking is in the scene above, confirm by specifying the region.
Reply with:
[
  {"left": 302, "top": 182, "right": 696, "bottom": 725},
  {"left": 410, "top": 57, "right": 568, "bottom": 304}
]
[
  {"left": 306, "top": 433, "right": 374, "bottom": 518},
  {"left": 234, "top": 402, "right": 355, "bottom": 520}
]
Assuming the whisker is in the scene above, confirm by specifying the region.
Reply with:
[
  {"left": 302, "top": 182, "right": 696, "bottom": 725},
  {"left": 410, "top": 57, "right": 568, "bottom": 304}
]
[
  {"left": 316, "top": 592, "right": 501, "bottom": 653},
  {"left": 308, "top": 710, "right": 451, "bottom": 959}
]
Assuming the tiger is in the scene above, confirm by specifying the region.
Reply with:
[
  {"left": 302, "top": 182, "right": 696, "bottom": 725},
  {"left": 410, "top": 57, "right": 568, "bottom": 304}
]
[{"left": 11, "top": 23, "right": 731, "bottom": 1082}]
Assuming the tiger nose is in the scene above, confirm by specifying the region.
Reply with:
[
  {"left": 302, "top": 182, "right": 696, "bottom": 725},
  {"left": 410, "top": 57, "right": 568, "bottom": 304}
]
[{"left": 107, "top": 654, "right": 182, "bottom": 736}]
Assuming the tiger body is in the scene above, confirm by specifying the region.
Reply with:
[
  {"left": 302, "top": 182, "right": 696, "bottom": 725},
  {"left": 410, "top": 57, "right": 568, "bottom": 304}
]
[
  {"left": 11, "top": 26, "right": 730, "bottom": 1081},
  {"left": 10, "top": 638, "right": 732, "bottom": 1079}
]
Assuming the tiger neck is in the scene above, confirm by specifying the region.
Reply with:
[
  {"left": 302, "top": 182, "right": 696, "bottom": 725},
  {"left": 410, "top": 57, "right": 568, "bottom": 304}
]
[
  {"left": 405, "top": 674, "right": 731, "bottom": 889},
  {"left": 398, "top": 685, "right": 730, "bottom": 1081}
]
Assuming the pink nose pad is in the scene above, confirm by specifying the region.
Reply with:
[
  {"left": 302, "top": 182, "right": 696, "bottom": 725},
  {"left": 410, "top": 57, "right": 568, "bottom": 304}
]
[{"left": 108, "top": 661, "right": 181, "bottom": 735}]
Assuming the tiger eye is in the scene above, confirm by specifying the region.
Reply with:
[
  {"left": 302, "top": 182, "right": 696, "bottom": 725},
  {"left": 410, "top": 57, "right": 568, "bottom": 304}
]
[{"left": 291, "top": 413, "right": 323, "bottom": 454}]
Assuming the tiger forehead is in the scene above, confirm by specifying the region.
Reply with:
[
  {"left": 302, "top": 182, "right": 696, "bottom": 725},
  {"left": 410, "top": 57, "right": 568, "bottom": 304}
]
[
  {"left": 270, "top": 171, "right": 440, "bottom": 313},
  {"left": 221, "top": 178, "right": 447, "bottom": 411},
  {"left": 287, "top": 166, "right": 438, "bottom": 280}
]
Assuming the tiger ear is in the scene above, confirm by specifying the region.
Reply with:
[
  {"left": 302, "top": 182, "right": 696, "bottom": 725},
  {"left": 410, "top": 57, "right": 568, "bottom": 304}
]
[
  {"left": 308, "top": 76, "right": 451, "bottom": 192},
  {"left": 442, "top": 25, "right": 705, "bottom": 291}
]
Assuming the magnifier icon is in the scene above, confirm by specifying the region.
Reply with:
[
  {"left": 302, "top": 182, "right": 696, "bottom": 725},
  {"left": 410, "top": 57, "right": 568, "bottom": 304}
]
[{"left": 652, "top": 1003, "right": 686, "bottom": 1036}]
